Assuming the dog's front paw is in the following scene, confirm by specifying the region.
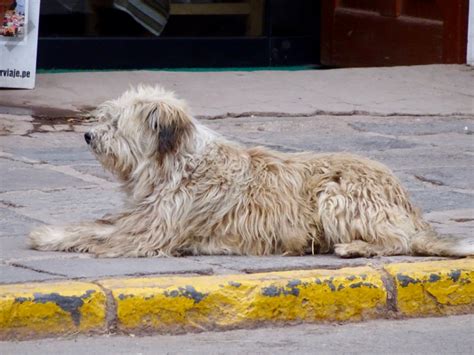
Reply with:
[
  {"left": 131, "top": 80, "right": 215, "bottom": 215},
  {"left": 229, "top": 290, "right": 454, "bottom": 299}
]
[
  {"left": 334, "top": 242, "right": 378, "bottom": 258},
  {"left": 28, "top": 225, "right": 67, "bottom": 251},
  {"left": 334, "top": 243, "right": 354, "bottom": 258},
  {"left": 92, "top": 244, "right": 168, "bottom": 258}
]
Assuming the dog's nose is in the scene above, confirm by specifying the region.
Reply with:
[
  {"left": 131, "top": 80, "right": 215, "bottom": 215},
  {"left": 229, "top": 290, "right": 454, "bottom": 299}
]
[{"left": 84, "top": 132, "right": 92, "bottom": 145}]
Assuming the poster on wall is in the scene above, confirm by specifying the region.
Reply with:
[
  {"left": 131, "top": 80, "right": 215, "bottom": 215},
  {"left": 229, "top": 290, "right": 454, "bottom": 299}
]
[{"left": 0, "top": 0, "right": 40, "bottom": 89}]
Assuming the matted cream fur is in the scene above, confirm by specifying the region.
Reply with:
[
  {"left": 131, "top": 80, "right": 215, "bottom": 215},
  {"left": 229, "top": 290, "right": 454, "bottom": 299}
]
[{"left": 28, "top": 86, "right": 474, "bottom": 258}]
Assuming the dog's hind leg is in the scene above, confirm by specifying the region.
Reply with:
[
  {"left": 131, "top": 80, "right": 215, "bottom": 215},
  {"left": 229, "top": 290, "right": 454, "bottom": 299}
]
[
  {"left": 318, "top": 193, "right": 413, "bottom": 258},
  {"left": 329, "top": 218, "right": 412, "bottom": 258},
  {"left": 332, "top": 219, "right": 413, "bottom": 258}
]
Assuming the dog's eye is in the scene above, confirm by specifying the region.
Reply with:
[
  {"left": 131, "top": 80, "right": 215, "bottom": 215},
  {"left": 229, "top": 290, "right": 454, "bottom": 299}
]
[{"left": 97, "top": 115, "right": 108, "bottom": 123}]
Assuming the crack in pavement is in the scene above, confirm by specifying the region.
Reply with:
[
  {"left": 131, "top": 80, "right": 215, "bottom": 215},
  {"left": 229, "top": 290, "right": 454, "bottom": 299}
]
[
  {"left": 0, "top": 199, "right": 25, "bottom": 208},
  {"left": 0, "top": 185, "right": 102, "bottom": 195},
  {"left": 197, "top": 110, "right": 474, "bottom": 121},
  {"left": 0, "top": 152, "right": 116, "bottom": 188},
  {"left": 0, "top": 153, "right": 45, "bottom": 165},
  {"left": 414, "top": 175, "right": 445, "bottom": 186},
  {"left": 450, "top": 218, "right": 474, "bottom": 223},
  {"left": 7, "top": 262, "right": 68, "bottom": 278},
  {"left": 221, "top": 135, "right": 301, "bottom": 153}
]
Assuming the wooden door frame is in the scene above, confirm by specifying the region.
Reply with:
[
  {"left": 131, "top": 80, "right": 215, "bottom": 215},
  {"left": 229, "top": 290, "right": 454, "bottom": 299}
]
[
  {"left": 438, "top": 0, "right": 469, "bottom": 63},
  {"left": 468, "top": 0, "right": 474, "bottom": 64}
]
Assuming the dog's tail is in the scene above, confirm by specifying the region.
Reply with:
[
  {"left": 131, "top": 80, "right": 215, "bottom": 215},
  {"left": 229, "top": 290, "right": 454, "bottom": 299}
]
[{"left": 410, "top": 229, "right": 474, "bottom": 257}]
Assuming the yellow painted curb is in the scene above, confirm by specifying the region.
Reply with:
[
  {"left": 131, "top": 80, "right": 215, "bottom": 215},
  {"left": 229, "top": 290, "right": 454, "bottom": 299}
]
[
  {"left": 0, "top": 281, "right": 106, "bottom": 339},
  {"left": 1, "top": 259, "right": 473, "bottom": 339},
  {"left": 99, "top": 266, "right": 387, "bottom": 332},
  {"left": 385, "top": 258, "right": 474, "bottom": 316}
]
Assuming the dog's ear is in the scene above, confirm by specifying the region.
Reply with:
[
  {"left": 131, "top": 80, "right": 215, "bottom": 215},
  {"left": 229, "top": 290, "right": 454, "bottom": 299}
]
[
  {"left": 158, "top": 121, "right": 181, "bottom": 155},
  {"left": 146, "top": 106, "right": 160, "bottom": 131},
  {"left": 146, "top": 102, "right": 193, "bottom": 156}
]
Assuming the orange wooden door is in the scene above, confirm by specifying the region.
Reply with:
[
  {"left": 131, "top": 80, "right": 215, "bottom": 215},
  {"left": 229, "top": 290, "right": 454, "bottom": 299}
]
[{"left": 321, "top": 0, "right": 469, "bottom": 67}]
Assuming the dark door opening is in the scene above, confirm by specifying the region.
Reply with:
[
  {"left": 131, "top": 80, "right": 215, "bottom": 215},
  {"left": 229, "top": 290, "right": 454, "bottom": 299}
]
[{"left": 37, "top": 0, "right": 320, "bottom": 69}]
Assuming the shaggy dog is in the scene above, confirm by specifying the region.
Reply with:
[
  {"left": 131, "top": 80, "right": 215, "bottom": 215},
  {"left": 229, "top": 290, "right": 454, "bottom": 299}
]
[{"left": 29, "top": 86, "right": 473, "bottom": 258}]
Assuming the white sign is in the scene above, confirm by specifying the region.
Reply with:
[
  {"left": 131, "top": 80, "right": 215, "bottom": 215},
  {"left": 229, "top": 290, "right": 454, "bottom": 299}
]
[{"left": 0, "top": 0, "right": 40, "bottom": 89}]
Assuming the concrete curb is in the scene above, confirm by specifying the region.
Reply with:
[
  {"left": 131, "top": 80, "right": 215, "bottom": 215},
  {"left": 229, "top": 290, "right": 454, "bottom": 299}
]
[{"left": 1, "top": 259, "right": 473, "bottom": 340}]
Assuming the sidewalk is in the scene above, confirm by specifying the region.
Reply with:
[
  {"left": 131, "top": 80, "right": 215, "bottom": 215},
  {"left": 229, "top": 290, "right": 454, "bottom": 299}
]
[{"left": 0, "top": 64, "right": 473, "bottom": 339}]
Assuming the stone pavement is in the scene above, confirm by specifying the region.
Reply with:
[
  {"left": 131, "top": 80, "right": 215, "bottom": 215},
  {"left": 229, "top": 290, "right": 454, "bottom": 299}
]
[
  {"left": 4, "top": 315, "right": 474, "bottom": 354},
  {"left": 1, "top": 65, "right": 474, "bottom": 340},
  {"left": 0, "top": 64, "right": 473, "bottom": 284}
]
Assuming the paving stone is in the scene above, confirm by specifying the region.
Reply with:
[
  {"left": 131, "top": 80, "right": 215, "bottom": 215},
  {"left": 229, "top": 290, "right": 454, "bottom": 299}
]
[
  {"left": 209, "top": 117, "right": 473, "bottom": 169},
  {"left": 231, "top": 130, "right": 420, "bottom": 153},
  {"left": 282, "top": 134, "right": 419, "bottom": 153},
  {"left": 0, "top": 114, "right": 33, "bottom": 135},
  {"left": 209, "top": 116, "right": 421, "bottom": 153},
  {"left": 0, "top": 159, "right": 90, "bottom": 193},
  {"left": 349, "top": 118, "right": 474, "bottom": 136},
  {"left": 392, "top": 171, "right": 431, "bottom": 191},
  {"left": 190, "top": 255, "right": 370, "bottom": 273},
  {"left": 5, "top": 146, "right": 95, "bottom": 165},
  {"left": 0, "top": 264, "right": 63, "bottom": 283},
  {"left": 364, "top": 148, "right": 474, "bottom": 170},
  {"left": 71, "top": 163, "right": 116, "bottom": 182},
  {"left": 402, "top": 132, "right": 474, "bottom": 149},
  {"left": 424, "top": 209, "right": 474, "bottom": 238},
  {"left": 0, "top": 131, "right": 83, "bottom": 152},
  {"left": 15, "top": 257, "right": 214, "bottom": 278},
  {"left": 1, "top": 186, "right": 123, "bottom": 224},
  {"left": 190, "top": 255, "right": 448, "bottom": 273},
  {"left": 0, "top": 208, "right": 42, "bottom": 237},
  {"left": 0, "top": 235, "right": 80, "bottom": 262},
  {"left": 405, "top": 167, "right": 474, "bottom": 190},
  {"left": 410, "top": 190, "right": 474, "bottom": 213}
]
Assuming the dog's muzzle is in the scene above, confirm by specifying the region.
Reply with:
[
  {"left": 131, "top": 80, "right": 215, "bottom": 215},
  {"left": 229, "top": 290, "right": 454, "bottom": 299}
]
[{"left": 84, "top": 132, "right": 92, "bottom": 145}]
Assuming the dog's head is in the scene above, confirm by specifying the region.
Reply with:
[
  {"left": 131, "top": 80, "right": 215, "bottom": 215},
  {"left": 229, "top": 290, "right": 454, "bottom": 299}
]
[{"left": 86, "top": 86, "right": 195, "bottom": 180}]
